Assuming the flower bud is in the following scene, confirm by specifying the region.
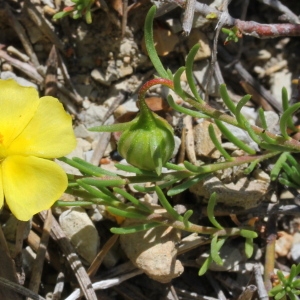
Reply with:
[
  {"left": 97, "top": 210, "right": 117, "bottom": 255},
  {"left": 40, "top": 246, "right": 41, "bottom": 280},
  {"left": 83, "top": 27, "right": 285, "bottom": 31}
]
[{"left": 118, "top": 102, "right": 174, "bottom": 175}]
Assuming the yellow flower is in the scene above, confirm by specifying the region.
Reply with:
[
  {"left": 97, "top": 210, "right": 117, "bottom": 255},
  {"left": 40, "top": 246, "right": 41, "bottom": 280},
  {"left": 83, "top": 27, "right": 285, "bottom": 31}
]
[{"left": 0, "top": 79, "right": 76, "bottom": 221}]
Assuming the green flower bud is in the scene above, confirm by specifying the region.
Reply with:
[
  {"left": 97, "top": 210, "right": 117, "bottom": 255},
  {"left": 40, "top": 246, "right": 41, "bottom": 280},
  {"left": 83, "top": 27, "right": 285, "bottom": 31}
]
[{"left": 118, "top": 101, "right": 174, "bottom": 175}]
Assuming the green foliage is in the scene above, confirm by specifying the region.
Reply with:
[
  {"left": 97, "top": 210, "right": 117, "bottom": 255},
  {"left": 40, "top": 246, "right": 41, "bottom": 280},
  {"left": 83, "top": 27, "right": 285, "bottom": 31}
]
[
  {"left": 221, "top": 27, "right": 242, "bottom": 44},
  {"left": 269, "top": 264, "right": 300, "bottom": 300},
  {"left": 60, "top": 5, "right": 300, "bottom": 278},
  {"left": 53, "top": 0, "right": 94, "bottom": 23}
]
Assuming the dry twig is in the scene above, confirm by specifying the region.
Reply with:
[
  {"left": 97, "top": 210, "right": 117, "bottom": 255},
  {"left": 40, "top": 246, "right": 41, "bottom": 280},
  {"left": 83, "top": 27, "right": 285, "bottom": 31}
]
[{"left": 39, "top": 211, "right": 97, "bottom": 300}]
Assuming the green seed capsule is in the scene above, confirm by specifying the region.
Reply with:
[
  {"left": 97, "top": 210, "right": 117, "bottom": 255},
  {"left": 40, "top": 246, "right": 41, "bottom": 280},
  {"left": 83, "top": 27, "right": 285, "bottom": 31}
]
[{"left": 118, "top": 101, "right": 174, "bottom": 175}]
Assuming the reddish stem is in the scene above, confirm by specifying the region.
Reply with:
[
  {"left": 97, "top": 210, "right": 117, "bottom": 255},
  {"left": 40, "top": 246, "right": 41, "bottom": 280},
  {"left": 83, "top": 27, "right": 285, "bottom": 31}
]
[{"left": 138, "top": 78, "right": 174, "bottom": 102}]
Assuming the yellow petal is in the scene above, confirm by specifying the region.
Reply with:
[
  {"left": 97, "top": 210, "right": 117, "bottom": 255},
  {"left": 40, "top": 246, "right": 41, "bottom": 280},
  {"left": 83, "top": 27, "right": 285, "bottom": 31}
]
[
  {"left": 0, "top": 79, "right": 39, "bottom": 151},
  {"left": 8, "top": 96, "right": 76, "bottom": 158},
  {"left": 2, "top": 155, "right": 67, "bottom": 221},
  {"left": 0, "top": 167, "right": 4, "bottom": 211}
]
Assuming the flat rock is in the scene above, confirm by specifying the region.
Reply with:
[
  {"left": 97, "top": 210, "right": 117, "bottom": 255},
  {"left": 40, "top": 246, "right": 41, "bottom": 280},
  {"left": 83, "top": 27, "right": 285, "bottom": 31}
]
[{"left": 120, "top": 220, "right": 183, "bottom": 283}]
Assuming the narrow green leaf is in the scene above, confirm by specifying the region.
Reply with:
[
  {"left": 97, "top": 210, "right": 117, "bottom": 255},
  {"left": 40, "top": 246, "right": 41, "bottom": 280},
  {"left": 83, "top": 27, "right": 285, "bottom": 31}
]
[
  {"left": 292, "top": 279, "right": 300, "bottom": 288},
  {"left": 198, "top": 256, "right": 213, "bottom": 276},
  {"left": 79, "top": 177, "right": 126, "bottom": 188},
  {"left": 107, "top": 206, "right": 148, "bottom": 219},
  {"left": 111, "top": 222, "right": 162, "bottom": 234},
  {"left": 282, "top": 87, "right": 297, "bottom": 132},
  {"left": 167, "top": 95, "right": 208, "bottom": 118},
  {"left": 173, "top": 66, "right": 186, "bottom": 98},
  {"left": 295, "top": 263, "right": 300, "bottom": 276},
  {"left": 185, "top": 44, "right": 203, "bottom": 103},
  {"left": 269, "top": 284, "right": 284, "bottom": 296},
  {"left": 144, "top": 6, "right": 169, "bottom": 79},
  {"left": 279, "top": 177, "right": 300, "bottom": 188},
  {"left": 270, "top": 152, "right": 289, "bottom": 181},
  {"left": 58, "top": 156, "right": 116, "bottom": 177},
  {"left": 89, "top": 121, "right": 132, "bottom": 132},
  {"left": 182, "top": 210, "right": 193, "bottom": 228},
  {"left": 260, "top": 142, "right": 292, "bottom": 152},
  {"left": 287, "top": 264, "right": 297, "bottom": 285},
  {"left": 115, "top": 163, "right": 159, "bottom": 176},
  {"left": 244, "top": 122, "right": 261, "bottom": 145},
  {"left": 235, "top": 94, "right": 251, "bottom": 125},
  {"left": 72, "top": 157, "right": 117, "bottom": 176},
  {"left": 244, "top": 160, "right": 258, "bottom": 175},
  {"left": 165, "top": 162, "right": 186, "bottom": 171},
  {"left": 275, "top": 290, "right": 286, "bottom": 300},
  {"left": 258, "top": 108, "right": 268, "bottom": 130},
  {"left": 155, "top": 186, "right": 183, "bottom": 221},
  {"left": 53, "top": 11, "right": 71, "bottom": 20},
  {"left": 277, "top": 270, "right": 288, "bottom": 285},
  {"left": 77, "top": 181, "right": 122, "bottom": 206},
  {"left": 260, "top": 132, "right": 278, "bottom": 144},
  {"left": 244, "top": 238, "right": 254, "bottom": 258},
  {"left": 287, "top": 291, "right": 298, "bottom": 300},
  {"left": 239, "top": 229, "right": 258, "bottom": 239},
  {"left": 219, "top": 84, "right": 236, "bottom": 115},
  {"left": 287, "top": 154, "right": 300, "bottom": 171},
  {"left": 113, "top": 187, "right": 153, "bottom": 213},
  {"left": 207, "top": 192, "right": 223, "bottom": 230},
  {"left": 208, "top": 124, "right": 231, "bottom": 160},
  {"left": 167, "top": 174, "right": 209, "bottom": 196},
  {"left": 280, "top": 102, "right": 300, "bottom": 139},
  {"left": 215, "top": 120, "right": 256, "bottom": 155},
  {"left": 211, "top": 235, "right": 225, "bottom": 265}
]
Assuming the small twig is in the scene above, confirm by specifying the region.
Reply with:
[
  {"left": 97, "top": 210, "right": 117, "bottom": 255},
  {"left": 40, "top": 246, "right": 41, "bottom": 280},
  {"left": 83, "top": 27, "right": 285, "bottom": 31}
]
[
  {"left": 39, "top": 211, "right": 97, "bottom": 300},
  {"left": 121, "top": 0, "right": 128, "bottom": 37},
  {"left": 164, "top": 0, "right": 300, "bottom": 38},
  {"left": 65, "top": 269, "right": 143, "bottom": 300},
  {"left": 28, "top": 210, "right": 52, "bottom": 298},
  {"left": 90, "top": 132, "right": 111, "bottom": 166},
  {"left": 253, "top": 264, "right": 269, "bottom": 300},
  {"left": 264, "top": 214, "right": 277, "bottom": 291},
  {"left": 0, "top": 49, "right": 43, "bottom": 83},
  {"left": 257, "top": 0, "right": 300, "bottom": 24},
  {"left": 182, "top": 0, "right": 196, "bottom": 36},
  {"left": 52, "top": 272, "right": 65, "bottom": 300},
  {"left": 205, "top": 1, "right": 229, "bottom": 101},
  {"left": 0, "top": 277, "right": 45, "bottom": 300}
]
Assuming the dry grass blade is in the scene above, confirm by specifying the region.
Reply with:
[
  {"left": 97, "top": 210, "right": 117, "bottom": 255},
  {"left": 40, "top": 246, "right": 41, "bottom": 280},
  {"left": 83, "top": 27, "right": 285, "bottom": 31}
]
[
  {"left": 24, "top": 0, "right": 65, "bottom": 52},
  {"left": 3, "top": 1, "right": 39, "bottom": 67},
  {"left": 88, "top": 234, "right": 119, "bottom": 278}
]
